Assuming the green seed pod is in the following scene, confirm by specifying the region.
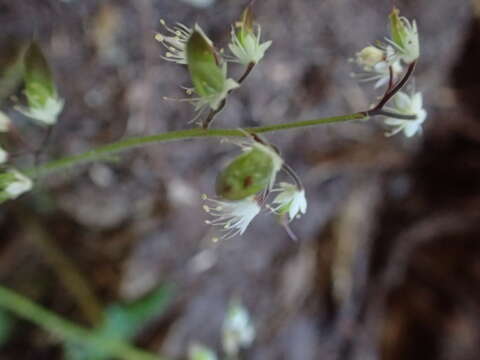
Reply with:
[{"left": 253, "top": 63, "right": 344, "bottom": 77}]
[
  {"left": 186, "top": 28, "right": 225, "bottom": 99},
  {"left": 216, "top": 143, "right": 283, "bottom": 201},
  {"left": 186, "top": 26, "right": 238, "bottom": 111}
]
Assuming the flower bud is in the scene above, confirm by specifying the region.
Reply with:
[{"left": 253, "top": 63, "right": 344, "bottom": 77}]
[
  {"left": 186, "top": 26, "right": 239, "bottom": 111},
  {"left": 215, "top": 141, "right": 282, "bottom": 201},
  {"left": 16, "top": 43, "right": 64, "bottom": 126},
  {"left": 0, "top": 169, "right": 33, "bottom": 204},
  {"left": 355, "top": 46, "right": 384, "bottom": 70}
]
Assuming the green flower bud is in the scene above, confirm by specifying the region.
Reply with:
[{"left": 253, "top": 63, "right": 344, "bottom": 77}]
[
  {"left": 215, "top": 141, "right": 283, "bottom": 201},
  {"left": 16, "top": 43, "right": 64, "bottom": 125},
  {"left": 186, "top": 26, "right": 238, "bottom": 111}
]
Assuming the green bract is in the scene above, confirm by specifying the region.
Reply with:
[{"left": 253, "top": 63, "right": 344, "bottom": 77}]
[
  {"left": 216, "top": 142, "right": 283, "bottom": 201},
  {"left": 186, "top": 26, "right": 238, "bottom": 111}
]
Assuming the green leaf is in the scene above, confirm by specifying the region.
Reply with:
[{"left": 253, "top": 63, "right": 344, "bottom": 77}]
[
  {"left": 186, "top": 28, "right": 225, "bottom": 98},
  {"left": 0, "top": 309, "right": 14, "bottom": 346},
  {"left": 64, "top": 284, "right": 173, "bottom": 360}
]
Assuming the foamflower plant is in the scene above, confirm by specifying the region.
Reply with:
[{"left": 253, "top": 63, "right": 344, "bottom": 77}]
[{"left": 0, "top": 6, "right": 427, "bottom": 243}]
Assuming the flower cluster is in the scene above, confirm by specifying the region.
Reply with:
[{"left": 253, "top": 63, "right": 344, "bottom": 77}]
[
  {"left": 155, "top": 6, "right": 271, "bottom": 125},
  {"left": 352, "top": 8, "right": 419, "bottom": 88},
  {"left": 202, "top": 134, "right": 307, "bottom": 241},
  {"left": 351, "top": 8, "right": 426, "bottom": 138}
]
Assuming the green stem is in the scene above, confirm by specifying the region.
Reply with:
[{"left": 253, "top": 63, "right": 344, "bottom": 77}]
[
  {"left": 30, "top": 112, "right": 365, "bottom": 178},
  {"left": 0, "top": 285, "right": 165, "bottom": 360}
]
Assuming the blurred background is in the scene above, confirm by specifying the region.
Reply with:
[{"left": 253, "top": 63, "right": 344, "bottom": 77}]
[{"left": 1, "top": 0, "right": 480, "bottom": 359}]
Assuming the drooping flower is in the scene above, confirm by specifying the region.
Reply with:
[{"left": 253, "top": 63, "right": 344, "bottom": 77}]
[
  {"left": 383, "top": 91, "right": 427, "bottom": 137},
  {"left": 16, "top": 43, "right": 64, "bottom": 126},
  {"left": 352, "top": 45, "right": 403, "bottom": 89},
  {"left": 154, "top": 19, "right": 192, "bottom": 65},
  {"left": 387, "top": 8, "right": 420, "bottom": 64},
  {"left": 228, "top": 6, "right": 272, "bottom": 65},
  {"left": 202, "top": 195, "right": 261, "bottom": 240},
  {"left": 269, "top": 182, "right": 307, "bottom": 221},
  {"left": 222, "top": 299, "right": 255, "bottom": 357},
  {"left": 0, "top": 169, "right": 33, "bottom": 203}
]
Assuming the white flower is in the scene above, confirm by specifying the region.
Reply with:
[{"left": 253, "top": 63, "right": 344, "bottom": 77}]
[
  {"left": 222, "top": 300, "right": 255, "bottom": 356},
  {"left": 0, "top": 147, "right": 8, "bottom": 165},
  {"left": 0, "top": 169, "right": 33, "bottom": 202},
  {"left": 0, "top": 111, "right": 11, "bottom": 132},
  {"left": 270, "top": 182, "right": 307, "bottom": 221},
  {"left": 229, "top": 25, "right": 271, "bottom": 65},
  {"left": 188, "top": 343, "right": 218, "bottom": 360},
  {"left": 155, "top": 19, "right": 192, "bottom": 65},
  {"left": 352, "top": 46, "right": 402, "bottom": 89},
  {"left": 383, "top": 91, "right": 427, "bottom": 137},
  {"left": 16, "top": 93, "right": 64, "bottom": 126},
  {"left": 202, "top": 195, "right": 260, "bottom": 240},
  {"left": 387, "top": 11, "right": 420, "bottom": 64}
]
